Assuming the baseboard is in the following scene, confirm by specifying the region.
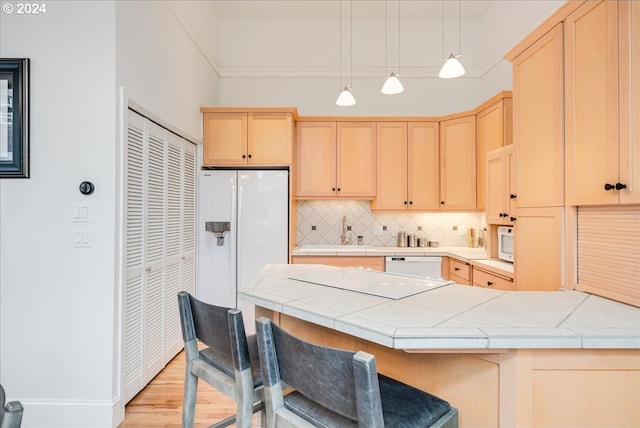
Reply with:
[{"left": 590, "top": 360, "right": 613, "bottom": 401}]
[{"left": 18, "top": 397, "right": 124, "bottom": 428}]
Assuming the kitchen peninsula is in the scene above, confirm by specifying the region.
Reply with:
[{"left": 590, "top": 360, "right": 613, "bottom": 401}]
[{"left": 240, "top": 264, "right": 640, "bottom": 428}]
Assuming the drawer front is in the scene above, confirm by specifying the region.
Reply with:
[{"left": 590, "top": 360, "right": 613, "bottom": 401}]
[
  {"left": 473, "top": 268, "right": 516, "bottom": 291},
  {"left": 449, "top": 260, "right": 471, "bottom": 281},
  {"left": 451, "top": 273, "right": 472, "bottom": 286}
]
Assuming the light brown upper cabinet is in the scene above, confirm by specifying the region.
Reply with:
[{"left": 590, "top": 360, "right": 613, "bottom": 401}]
[
  {"left": 565, "top": 0, "right": 640, "bottom": 205},
  {"left": 486, "top": 145, "right": 516, "bottom": 225},
  {"left": 372, "top": 122, "right": 440, "bottom": 210},
  {"left": 439, "top": 115, "right": 477, "bottom": 210},
  {"left": 295, "top": 121, "right": 376, "bottom": 199},
  {"left": 202, "top": 110, "right": 294, "bottom": 166},
  {"left": 512, "top": 23, "right": 564, "bottom": 208},
  {"left": 475, "top": 94, "right": 512, "bottom": 210}
]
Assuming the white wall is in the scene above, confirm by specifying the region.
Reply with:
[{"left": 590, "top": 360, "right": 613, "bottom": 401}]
[
  {"left": 0, "top": 1, "right": 220, "bottom": 427},
  {"left": 116, "top": 0, "right": 221, "bottom": 140},
  {"left": 0, "top": 2, "right": 119, "bottom": 426}
]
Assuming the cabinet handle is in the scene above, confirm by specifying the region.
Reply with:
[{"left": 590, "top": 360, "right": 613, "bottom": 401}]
[
  {"left": 510, "top": 216, "right": 517, "bottom": 222},
  {"left": 510, "top": 194, "right": 517, "bottom": 199},
  {"left": 604, "top": 183, "right": 615, "bottom": 190},
  {"left": 616, "top": 183, "right": 627, "bottom": 190},
  {"left": 487, "top": 281, "right": 493, "bottom": 286},
  {"left": 454, "top": 267, "right": 460, "bottom": 271}
]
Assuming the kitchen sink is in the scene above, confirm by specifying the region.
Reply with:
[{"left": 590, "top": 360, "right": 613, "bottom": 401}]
[{"left": 297, "top": 244, "right": 376, "bottom": 252}]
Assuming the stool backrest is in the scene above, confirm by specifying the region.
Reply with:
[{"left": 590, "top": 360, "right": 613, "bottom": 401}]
[
  {"left": 256, "top": 317, "right": 384, "bottom": 426},
  {"left": 178, "top": 291, "right": 232, "bottom": 356}
]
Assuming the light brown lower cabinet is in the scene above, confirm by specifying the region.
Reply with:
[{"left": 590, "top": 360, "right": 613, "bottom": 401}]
[
  {"left": 472, "top": 266, "right": 516, "bottom": 291},
  {"left": 291, "top": 255, "right": 385, "bottom": 272},
  {"left": 449, "top": 259, "right": 471, "bottom": 285}
]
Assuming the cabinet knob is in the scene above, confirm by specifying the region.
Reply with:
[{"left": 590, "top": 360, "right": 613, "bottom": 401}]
[
  {"left": 332, "top": 187, "right": 336, "bottom": 191},
  {"left": 604, "top": 183, "right": 615, "bottom": 190},
  {"left": 242, "top": 154, "right": 246, "bottom": 159},
  {"left": 510, "top": 194, "right": 517, "bottom": 199},
  {"left": 616, "top": 183, "right": 627, "bottom": 190},
  {"left": 248, "top": 154, "right": 252, "bottom": 158},
  {"left": 404, "top": 201, "right": 408, "bottom": 205},
  {"left": 510, "top": 216, "right": 517, "bottom": 222},
  {"left": 337, "top": 188, "right": 341, "bottom": 192},
  {"left": 487, "top": 281, "right": 493, "bottom": 286},
  {"left": 441, "top": 201, "right": 445, "bottom": 205},
  {"left": 409, "top": 201, "right": 413, "bottom": 205},
  {"left": 454, "top": 267, "right": 460, "bottom": 271},
  {"left": 146, "top": 267, "right": 151, "bottom": 272}
]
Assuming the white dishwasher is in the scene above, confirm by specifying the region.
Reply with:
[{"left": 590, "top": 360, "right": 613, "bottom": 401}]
[{"left": 384, "top": 256, "right": 443, "bottom": 280}]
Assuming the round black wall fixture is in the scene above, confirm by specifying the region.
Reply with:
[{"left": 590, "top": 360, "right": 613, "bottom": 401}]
[{"left": 79, "top": 181, "right": 95, "bottom": 195}]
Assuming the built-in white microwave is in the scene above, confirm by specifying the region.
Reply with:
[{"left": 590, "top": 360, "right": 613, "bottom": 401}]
[{"left": 497, "top": 226, "right": 514, "bottom": 262}]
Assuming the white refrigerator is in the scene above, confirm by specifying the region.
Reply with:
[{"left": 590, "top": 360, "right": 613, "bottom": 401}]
[{"left": 197, "top": 169, "right": 289, "bottom": 333}]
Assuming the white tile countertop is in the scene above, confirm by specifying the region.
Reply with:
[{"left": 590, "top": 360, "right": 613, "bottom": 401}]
[
  {"left": 239, "top": 264, "right": 640, "bottom": 351},
  {"left": 292, "top": 245, "right": 487, "bottom": 263}
]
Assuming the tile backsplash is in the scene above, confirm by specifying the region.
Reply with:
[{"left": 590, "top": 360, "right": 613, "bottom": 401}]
[{"left": 296, "top": 200, "right": 486, "bottom": 247}]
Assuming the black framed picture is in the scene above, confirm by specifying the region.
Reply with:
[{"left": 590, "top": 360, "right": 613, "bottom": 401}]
[{"left": 0, "top": 58, "right": 30, "bottom": 178}]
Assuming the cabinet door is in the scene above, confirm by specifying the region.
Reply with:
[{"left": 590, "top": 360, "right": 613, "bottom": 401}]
[
  {"left": 440, "top": 116, "right": 476, "bottom": 209},
  {"left": 248, "top": 112, "right": 292, "bottom": 165},
  {"left": 337, "top": 122, "right": 377, "bottom": 198},
  {"left": 295, "top": 122, "right": 337, "bottom": 198},
  {"left": 619, "top": 0, "right": 640, "bottom": 204},
  {"left": 513, "top": 23, "right": 564, "bottom": 208},
  {"left": 408, "top": 122, "right": 441, "bottom": 210},
  {"left": 515, "top": 207, "right": 564, "bottom": 291},
  {"left": 565, "top": 1, "right": 619, "bottom": 205},
  {"left": 486, "top": 147, "right": 508, "bottom": 225},
  {"left": 374, "top": 122, "right": 407, "bottom": 210},
  {"left": 202, "top": 112, "right": 248, "bottom": 165},
  {"left": 476, "top": 99, "right": 511, "bottom": 210}
]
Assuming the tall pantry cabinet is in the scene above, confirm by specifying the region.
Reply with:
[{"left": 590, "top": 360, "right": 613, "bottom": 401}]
[
  {"left": 122, "top": 110, "right": 196, "bottom": 403},
  {"left": 510, "top": 23, "right": 565, "bottom": 291}
]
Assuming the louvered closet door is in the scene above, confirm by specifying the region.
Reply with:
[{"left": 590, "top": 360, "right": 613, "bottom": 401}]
[
  {"left": 123, "top": 110, "right": 145, "bottom": 402},
  {"left": 143, "top": 121, "right": 167, "bottom": 385},
  {"left": 181, "top": 140, "right": 196, "bottom": 298},
  {"left": 163, "top": 133, "right": 185, "bottom": 362}
]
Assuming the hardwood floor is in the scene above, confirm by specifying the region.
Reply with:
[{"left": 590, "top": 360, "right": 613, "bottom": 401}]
[{"left": 119, "top": 350, "right": 260, "bottom": 427}]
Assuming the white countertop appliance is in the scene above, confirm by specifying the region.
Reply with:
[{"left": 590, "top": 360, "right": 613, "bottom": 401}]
[
  {"left": 197, "top": 169, "right": 289, "bottom": 333},
  {"left": 385, "top": 256, "right": 443, "bottom": 280}
]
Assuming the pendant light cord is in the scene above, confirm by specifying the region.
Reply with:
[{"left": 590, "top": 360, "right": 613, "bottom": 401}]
[
  {"left": 441, "top": 0, "right": 445, "bottom": 59},
  {"left": 350, "top": 0, "right": 353, "bottom": 89},
  {"left": 384, "top": 0, "right": 388, "bottom": 76},
  {"left": 339, "top": 0, "right": 342, "bottom": 89},
  {"left": 458, "top": 0, "right": 462, "bottom": 56},
  {"left": 397, "top": 0, "right": 401, "bottom": 75}
]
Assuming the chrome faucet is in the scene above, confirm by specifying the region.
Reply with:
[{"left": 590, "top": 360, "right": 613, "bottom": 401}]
[{"left": 341, "top": 214, "right": 351, "bottom": 245}]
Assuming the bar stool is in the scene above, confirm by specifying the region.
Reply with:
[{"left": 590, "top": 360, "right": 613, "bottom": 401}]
[
  {"left": 177, "top": 291, "right": 264, "bottom": 428},
  {"left": 255, "top": 317, "right": 458, "bottom": 428},
  {"left": 0, "top": 384, "right": 23, "bottom": 428}
]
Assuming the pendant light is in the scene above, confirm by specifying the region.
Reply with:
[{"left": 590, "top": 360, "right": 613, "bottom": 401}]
[
  {"left": 381, "top": 0, "right": 404, "bottom": 94},
  {"left": 336, "top": 0, "right": 356, "bottom": 106},
  {"left": 439, "top": 0, "right": 466, "bottom": 79}
]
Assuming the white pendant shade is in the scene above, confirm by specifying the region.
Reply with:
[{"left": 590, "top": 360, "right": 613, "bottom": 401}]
[
  {"left": 439, "top": 53, "right": 466, "bottom": 79},
  {"left": 336, "top": 87, "right": 356, "bottom": 106},
  {"left": 381, "top": 72, "right": 404, "bottom": 95}
]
